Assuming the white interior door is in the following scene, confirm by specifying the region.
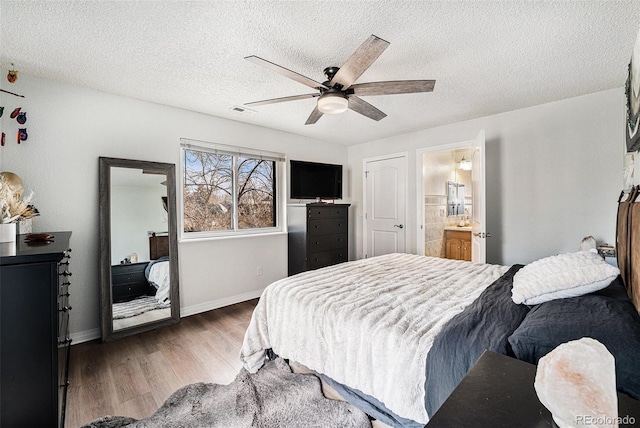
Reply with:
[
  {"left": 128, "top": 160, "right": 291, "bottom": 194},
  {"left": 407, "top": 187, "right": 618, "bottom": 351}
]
[
  {"left": 364, "top": 155, "right": 407, "bottom": 258},
  {"left": 471, "top": 130, "right": 486, "bottom": 263}
]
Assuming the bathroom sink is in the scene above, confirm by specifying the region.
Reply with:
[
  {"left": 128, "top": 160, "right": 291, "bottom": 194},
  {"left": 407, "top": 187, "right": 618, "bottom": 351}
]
[{"left": 445, "top": 225, "right": 472, "bottom": 231}]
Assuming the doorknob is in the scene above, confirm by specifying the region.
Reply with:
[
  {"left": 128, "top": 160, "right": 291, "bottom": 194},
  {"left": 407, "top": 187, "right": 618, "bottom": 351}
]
[
  {"left": 473, "top": 232, "right": 492, "bottom": 238},
  {"left": 394, "top": 224, "right": 404, "bottom": 229}
]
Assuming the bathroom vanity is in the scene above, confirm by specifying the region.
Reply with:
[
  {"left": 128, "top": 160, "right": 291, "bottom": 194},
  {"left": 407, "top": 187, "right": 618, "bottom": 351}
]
[{"left": 444, "top": 227, "right": 472, "bottom": 261}]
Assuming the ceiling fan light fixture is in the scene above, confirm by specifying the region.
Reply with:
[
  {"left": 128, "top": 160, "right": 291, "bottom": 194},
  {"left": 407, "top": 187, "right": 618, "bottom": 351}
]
[{"left": 317, "top": 93, "right": 349, "bottom": 114}]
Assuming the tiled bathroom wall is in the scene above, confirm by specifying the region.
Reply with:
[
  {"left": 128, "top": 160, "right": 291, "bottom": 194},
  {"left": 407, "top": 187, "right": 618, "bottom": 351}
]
[
  {"left": 424, "top": 195, "right": 448, "bottom": 257},
  {"left": 424, "top": 195, "right": 473, "bottom": 257}
]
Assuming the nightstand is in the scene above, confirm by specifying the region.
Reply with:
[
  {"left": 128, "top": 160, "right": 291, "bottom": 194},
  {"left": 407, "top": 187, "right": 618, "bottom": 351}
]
[{"left": 426, "top": 350, "right": 640, "bottom": 428}]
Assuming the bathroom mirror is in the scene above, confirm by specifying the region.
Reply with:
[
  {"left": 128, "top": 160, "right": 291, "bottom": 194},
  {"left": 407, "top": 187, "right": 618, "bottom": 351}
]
[
  {"left": 99, "top": 157, "right": 180, "bottom": 341},
  {"left": 447, "top": 181, "right": 465, "bottom": 216}
]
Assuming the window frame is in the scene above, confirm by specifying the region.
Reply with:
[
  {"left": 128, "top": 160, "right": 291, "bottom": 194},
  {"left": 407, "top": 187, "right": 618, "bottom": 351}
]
[{"left": 179, "top": 139, "right": 285, "bottom": 240}]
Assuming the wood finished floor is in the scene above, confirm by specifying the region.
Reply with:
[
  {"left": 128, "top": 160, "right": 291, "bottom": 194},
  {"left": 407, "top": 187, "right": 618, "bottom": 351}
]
[{"left": 66, "top": 299, "right": 258, "bottom": 427}]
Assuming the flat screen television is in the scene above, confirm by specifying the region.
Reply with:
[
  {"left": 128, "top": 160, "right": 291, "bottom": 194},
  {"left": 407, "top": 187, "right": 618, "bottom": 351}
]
[{"left": 290, "top": 160, "right": 343, "bottom": 200}]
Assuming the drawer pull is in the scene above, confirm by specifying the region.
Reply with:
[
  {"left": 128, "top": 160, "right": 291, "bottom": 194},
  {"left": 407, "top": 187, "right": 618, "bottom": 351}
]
[
  {"left": 58, "top": 338, "right": 72, "bottom": 346},
  {"left": 59, "top": 261, "right": 69, "bottom": 266},
  {"left": 59, "top": 292, "right": 71, "bottom": 297},
  {"left": 59, "top": 380, "right": 70, "bottom": 388},
  {"left": 59, "top": 271, "right": 72, "bottom": 277},
  {"left": 59, "top": 306, "right": 72, "bottom": 312},
  {"left": 315, "top": 241, "right": 320, "bottom": 245},
  {"left": 61, "top": 281, "right": 71, "bottom": 286}
]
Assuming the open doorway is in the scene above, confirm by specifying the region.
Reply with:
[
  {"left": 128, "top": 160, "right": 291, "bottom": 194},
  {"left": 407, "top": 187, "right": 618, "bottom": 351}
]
[{"left": 416, "top": 131, "right": 486, "bottom": 263}]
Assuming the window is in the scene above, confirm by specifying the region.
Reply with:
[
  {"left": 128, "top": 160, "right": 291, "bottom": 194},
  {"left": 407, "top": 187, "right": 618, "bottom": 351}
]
[{"left": 180, "top": 140, "right": 283, "bottom": 237}]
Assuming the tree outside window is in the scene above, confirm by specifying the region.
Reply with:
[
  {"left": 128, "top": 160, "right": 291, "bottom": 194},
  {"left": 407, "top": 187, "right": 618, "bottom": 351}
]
[{"left": 183, "top": 149, "right": 276, "bottom": 234}]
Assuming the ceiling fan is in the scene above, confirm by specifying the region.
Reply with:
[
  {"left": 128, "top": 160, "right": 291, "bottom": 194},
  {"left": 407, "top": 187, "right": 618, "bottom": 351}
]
[{"left": 244, "top": 34, "right": 435, "bottom": 125}]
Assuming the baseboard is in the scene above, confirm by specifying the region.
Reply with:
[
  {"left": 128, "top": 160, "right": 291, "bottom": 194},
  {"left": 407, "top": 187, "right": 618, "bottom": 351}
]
[
  {"left": 180, "top": 289, "right": 263, "bottom": 317},
  {"left": 70, "top": 289, "right": 264, "bottom": 345}
]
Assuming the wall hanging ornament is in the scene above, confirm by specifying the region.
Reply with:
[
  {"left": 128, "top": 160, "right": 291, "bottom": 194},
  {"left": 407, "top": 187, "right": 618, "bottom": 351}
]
[
  {"left": 7, "top": 64, "right": 18, "bottom": 83},
  {"left": 16, "top": 111, "right": 26, "bottom": 125},
  {"left": 18, "top": 128, "right": 27, "bottom": 143},
  {"left": 0, "top": 106, "right": 4, "bottom": 117},
  {"left": 1, "top": 132, "right": 5, "bottom": 147},
  {"left": 9, "top": 107, "right": 20, "bottom": 119}
]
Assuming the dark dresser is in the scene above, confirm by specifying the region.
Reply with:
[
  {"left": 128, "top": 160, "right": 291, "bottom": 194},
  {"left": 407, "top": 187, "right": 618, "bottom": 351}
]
[
  {"left": 111, "top": 262, "right": 155, "bottom": 302},
  {"left": 0, "top": 231, "right": 72, "bottom": 428},
  {"left": 288, "top": 203, "right": 350, "bottom": 276}
]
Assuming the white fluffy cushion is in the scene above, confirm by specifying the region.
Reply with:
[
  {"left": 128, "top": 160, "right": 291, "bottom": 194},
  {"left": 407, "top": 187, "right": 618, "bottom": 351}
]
[{"left": 512, "top": 251, "right": 620, "bottom": 305}]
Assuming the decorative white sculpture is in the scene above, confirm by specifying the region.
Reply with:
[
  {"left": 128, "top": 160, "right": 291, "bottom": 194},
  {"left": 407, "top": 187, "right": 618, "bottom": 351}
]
[{"left": 534, "top": 337, "right": 618, "bottom": 428}]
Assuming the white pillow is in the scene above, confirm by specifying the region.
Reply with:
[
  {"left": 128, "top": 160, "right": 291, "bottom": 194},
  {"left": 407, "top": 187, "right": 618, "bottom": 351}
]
[{"left": 512, "top": 251, "right": 620, "bottom": 305}]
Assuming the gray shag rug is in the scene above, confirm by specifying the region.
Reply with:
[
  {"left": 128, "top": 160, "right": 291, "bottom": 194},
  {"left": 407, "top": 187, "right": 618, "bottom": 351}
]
[
  {"left": 82, "top": 357, "right": 371, "bottom": 428},
  {"left": 112, "top": 296, "right": 170, "bottom": 320}
]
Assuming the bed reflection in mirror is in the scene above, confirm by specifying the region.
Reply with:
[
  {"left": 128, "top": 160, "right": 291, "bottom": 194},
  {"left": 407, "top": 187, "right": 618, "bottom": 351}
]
[{"left": 99, "top": 158, "right": 180, "bottom": 341}]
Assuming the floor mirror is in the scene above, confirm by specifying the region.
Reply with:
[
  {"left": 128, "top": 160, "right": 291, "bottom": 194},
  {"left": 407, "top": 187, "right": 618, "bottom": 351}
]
[{"left": 99, "top": 157, "right": 180, "bottom": 341}]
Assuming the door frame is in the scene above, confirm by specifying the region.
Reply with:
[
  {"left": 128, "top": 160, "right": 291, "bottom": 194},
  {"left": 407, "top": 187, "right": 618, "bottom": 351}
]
[
  {"left": 416, "top": 139, "right": 482, "bottom": 257},
  {"left": 362, "top": 152, "right": 409, "bottom": 258}
]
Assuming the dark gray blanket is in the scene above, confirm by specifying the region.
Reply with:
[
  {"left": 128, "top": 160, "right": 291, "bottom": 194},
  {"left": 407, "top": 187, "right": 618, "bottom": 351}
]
[
  {"left": 82, "top": 357, "right": 371, "bottom": 428},
  {"left": 424, "top": 264, "right": 529, "bottom": 417}
]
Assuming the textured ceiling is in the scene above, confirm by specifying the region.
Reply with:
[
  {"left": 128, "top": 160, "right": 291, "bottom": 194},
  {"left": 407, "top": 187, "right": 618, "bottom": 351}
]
[{"left": 1, "top": 1, "right": 640, "bottom": 146}]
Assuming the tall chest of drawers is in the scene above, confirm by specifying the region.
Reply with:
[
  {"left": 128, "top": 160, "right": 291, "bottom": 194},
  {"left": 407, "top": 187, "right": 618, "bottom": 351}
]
[
  {"left": 0, "top": 231, "right": 72, "bottom": 428},
  {"left": 288, "top": 204, "right": 350, "bottom": 276}
]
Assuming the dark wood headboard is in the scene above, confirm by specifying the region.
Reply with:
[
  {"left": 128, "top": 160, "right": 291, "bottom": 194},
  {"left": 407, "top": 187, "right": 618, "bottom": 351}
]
[
  {"left": 617, "top": 186, "right": 640, "bottom": 312},
  {"left": 149, "top": 234, "right": 169, "bottom": 260}
]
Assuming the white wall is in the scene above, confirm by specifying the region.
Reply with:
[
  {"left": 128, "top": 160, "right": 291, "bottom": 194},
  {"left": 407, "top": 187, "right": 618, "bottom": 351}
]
[
  {"left": 348, "top": 88, "right": 624, "bottom": 266},
  {"left": 0, "top": 74, "right": 348, "bottom": 341},
  {"left": 423, "top": 150, "right": 454, "bottom": 195}
]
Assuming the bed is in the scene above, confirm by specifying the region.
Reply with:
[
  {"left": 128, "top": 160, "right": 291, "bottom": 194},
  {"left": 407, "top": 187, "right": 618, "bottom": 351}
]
[{"left": 241, "top": 194, "right": 640, "bottom": 427}]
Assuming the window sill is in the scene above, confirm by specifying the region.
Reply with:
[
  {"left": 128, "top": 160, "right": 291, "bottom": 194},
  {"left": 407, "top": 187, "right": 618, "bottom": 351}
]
[{"left": 179, "top": 230, "right": 287, "bottom": 243}]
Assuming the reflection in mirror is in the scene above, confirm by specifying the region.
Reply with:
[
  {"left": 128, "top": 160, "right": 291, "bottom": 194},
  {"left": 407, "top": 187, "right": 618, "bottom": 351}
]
[
  {"left": 446, "top": 181, "right": 465, "bottom": 216},
  {"left": 99, "top": 157, "right": 180, "bottom": 341}
]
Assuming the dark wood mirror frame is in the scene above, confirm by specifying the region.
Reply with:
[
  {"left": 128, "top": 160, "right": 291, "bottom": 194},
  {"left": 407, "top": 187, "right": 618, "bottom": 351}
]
[{"left": 99, "top": 157, "right": 180, "bottom": 341}]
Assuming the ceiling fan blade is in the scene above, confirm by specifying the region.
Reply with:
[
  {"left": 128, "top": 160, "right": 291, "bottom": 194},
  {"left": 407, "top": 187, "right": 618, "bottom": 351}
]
[
  {"left": 245, "top": 56, "right": 327, "bottom": 90},
  {"left": 305, "top": 106, "right": 324, "bottom": 125},
  {"left": 329, "top": 35, "right": 390, "bottom": 90},
  {"left": 350, "top": 80, "right": 436, "bottom": 96},
  {"left": 245, "top": 93, "right": 319, "bottom": 107},
  {"left": 348, "top": 96, "right": 387, "bottom": 121}
]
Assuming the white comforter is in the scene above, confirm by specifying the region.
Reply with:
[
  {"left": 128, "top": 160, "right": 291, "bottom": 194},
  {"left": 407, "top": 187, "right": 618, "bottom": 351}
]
[
  {"left": 148, "top": 260, "right": 170, "bottom": 303},
  {"left": 240, "top": 253, "right": 508, "bottom": 423}
]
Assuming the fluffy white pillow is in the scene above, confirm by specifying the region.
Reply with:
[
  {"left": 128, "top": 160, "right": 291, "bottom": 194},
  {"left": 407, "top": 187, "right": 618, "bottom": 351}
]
[{"left": 512, "top": 251, "right": 620, "bottom": 305}]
